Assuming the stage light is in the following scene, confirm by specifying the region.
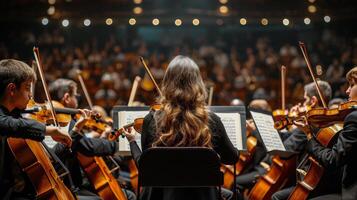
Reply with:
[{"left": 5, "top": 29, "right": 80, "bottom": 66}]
[
  {"left": 129, "top": 18, "right": 136, "bottom": 25},
  {"left": 192, "top": 18, "right": 200, "bottom": 26},
  {"left": 48, "top": 0, "right": 56, "bottom": 5},
  {"left": 133, "top": 0, "right": 142, "bottom": 4},
  {"left": 106, "top": 18, "right": 113, "bottom": 25},
  {"left": 62, "top": 19, "right": 69, "bottom": 27},
  {"left": 47, "top": 6, "right": 55, "bottom": 15},
  {"left": 219, "top": 5, "right": 229, "bottom": 14},
  {"left": 304, "top": 17, "right": 311, "bottom": 25},
  {"left": 283, "top": 18, "right": 289, "bottom": 26},
  {"left": 84, "top": 19, "right": 91, "bottom": 26},
  {"left": 133, "top": 7, "right": 143, "bottom": 15},
  {"left": 219, "top": 0, "right": 228, "bottom": 4},
  {"left": 152, "top": 18, "right": 159, "bottom": 26},
  {"left": 308, "top": 0, "right": 316, "bottom": 3},
  {"left": 41, "top": 17, "right": 49, "bottom": 25},
  {"left": 240, "top": 18, "right": 247, "bottom": 25},
  {"left": 308, "top": 5, "right": 317, "bottom": 13},
  {"left": 261, "top": 18, "right": 268, "bottom": 26},
  {"left": 324, "top": 15, "right": 331, "bottom": 23},
  {"left": 216, "top": 19, "right": 224, "bottom": 25},
  {"left": 175, "top": 19, "right": 182, "bottom": 26}
]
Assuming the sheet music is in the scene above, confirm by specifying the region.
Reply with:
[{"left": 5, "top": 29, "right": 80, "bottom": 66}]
[
  {"left": 215, "top": 112, "right": 243, "bottom": 150},
  {"left": 250, "top": 111, "right": 286, "bottom": 152},
  {"left": 117, "top": 110, "right": 149, "bottom": 152}
]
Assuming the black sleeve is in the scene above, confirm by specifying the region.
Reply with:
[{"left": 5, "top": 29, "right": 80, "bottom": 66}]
[
  {"left": 70, "top": 130, "right": 118, "bottom": 157},
  {"left": 283, "top": 128, "right": 307, "bottom": 152},
  {"left": 307, "top": 111, "right": 357, "bottom": 170},
  {"left": 141, "top": 111, "right": 156, "bottom": 151},
  {"left": 129, "top": 141, "right": 142, "bottom": 165},
  {"left": 210, "top": 113, "right": 239, "bottom": 165},
  {"left": 0, "top": 113, "right": 45, "bottom": 141}
]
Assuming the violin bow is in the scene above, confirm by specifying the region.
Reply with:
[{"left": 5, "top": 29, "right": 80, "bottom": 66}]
[
  {"left": 33, "top": 47, "right": 59, "bottom": 127},
  {"left": 128, "top": 76, "right": 141, "bottom": 106},
  {"left": 140, "top": 57, "right": 163, "bottom": 97},
  {"left": 76, "top": 69, "right": 93, "bottom": 110},
  {"left": 299, "top": 42, "right": 328, "bottom": 109},
  {"left": 281, "top": 65, "right": 286, "bottom": 111},
  {"left": 208, "top": 85, "right": 214, "bottom": 106}
]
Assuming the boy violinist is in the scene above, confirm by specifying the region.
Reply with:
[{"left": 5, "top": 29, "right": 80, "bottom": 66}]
[
  {"left": 0, "top": 59, "right": 72, "bottom": 199},
  {"left": 49, "top": 78, "right": 136, "bottom": 200},
  {"left": 301, "top": 66, "right": 357, "bottom": 200}
]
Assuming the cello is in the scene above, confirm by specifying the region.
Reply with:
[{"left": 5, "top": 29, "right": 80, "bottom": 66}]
[
  {"left": 7, "top": 47, "right": 76, "bottom": 200},
  {"left": 249, "top": 65, "right": 297, "bottom": 200},
  {"left": 75, "top": 70, "right": 127, "bottom": 200}
]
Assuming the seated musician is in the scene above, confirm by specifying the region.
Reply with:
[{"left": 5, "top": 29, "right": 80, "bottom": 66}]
[
  {"left": 303, "top": 67, "right": 357, "bottom": 200},
  {"left": 272, "top": 80, "right": 342, "bottom": 200},
  {"left": 0, "top": 59, "right": 72, "bottom": 199},
  {"left": 234, "top": 99, "right": 271, "bottom": 199},
  {"left": 123, "top": 55, "right": 239, "bottom": 200},
  {"left": 49, "top": 78, "right": 136, "bottom": 200}
]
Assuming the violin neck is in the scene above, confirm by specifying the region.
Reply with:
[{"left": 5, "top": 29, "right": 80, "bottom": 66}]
[{"left": 54, "top": 107, "right": 80, "bottom": 115}]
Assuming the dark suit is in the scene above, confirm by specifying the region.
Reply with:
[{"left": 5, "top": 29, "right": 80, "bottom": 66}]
[
  {"left": 307, "top": 110, "right": 357, "bottom": 200},
  {"left": 0, "top": 105, "right": 46, "bottom": 198},
  {"left": 130, "top": 111, "right": 239, "bottom": 200}
]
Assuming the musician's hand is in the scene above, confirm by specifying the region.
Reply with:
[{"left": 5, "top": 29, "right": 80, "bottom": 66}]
[
  {"left": 122, "top": 127, "right": 136, "bottom": 142},
  {"left": 293, "top": 117, "right": 313, "bottom": 140},
  {"left": 100, "top": 126, "right": 112, "bottom": 139},
  {"left": 73, "top": 109, "right": 92, "bottom": 132},
  {"left": 46, "top": 126, "right": 72, "bottom": 147}
]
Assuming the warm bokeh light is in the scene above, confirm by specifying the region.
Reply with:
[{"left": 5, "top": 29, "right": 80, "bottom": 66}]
[
  {"left": 129, "top": 18, "right": 136, "bottom": 25},
  {"left": 308, "top": 5, "right": 317, "bottom": 13},
  {"left": 152, "top": 18, "right": 160, "bottom": 26},
  {"left": 105, "top": 18, "right": 113, "bottom": 25},
  {"left": 192, "top": 18, "right": 200, "bottom": 26},
  {"left": 133, "top": 0, "right": 142, "bottom": 4},
  {"left": 62, "top": 19, "right": 69, "bottom": 27},
  {"left": 219, "top": 5, "right": 229, "bottom": 14},
  {"left": 283, "top": 18, "right": 290, "bottom": 26},
  {"left": 41, "top": 17, "right": 49, "bottom": 25},
  {"left": 261, "top": 18, "right": 268, "bottom": 26},
  {"left": 48, "top": 0, "right": 56, "bottom": 5},
  {"left": 133, "top": 7, "right": 143, "bottom": 14},
  {"left": 175, "top": 19, "right": 182, "bottom": 26},
  {"left": 47, "top": 6, "right": 55, "bottom": 15},
  {"left": 219, "top": 0, "right": 228, "bottom": 4},
  {"left": 324, "top": 15, "right": 331, "bottom": 23},
  {"left": 240, "top": 18, "right": 247, "bottom": 25},
  {"left": 84, "top": 19, "right": 91, "bottom": 26}
]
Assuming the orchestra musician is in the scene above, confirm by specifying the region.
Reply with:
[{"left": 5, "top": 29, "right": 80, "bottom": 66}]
[
  {"left": 272, "top": 80, "right": 342, "bottom": 200},
  {"left": 49, "top": 78, "right": 136, "bottom": 200},
  {"left": 123, "top": 55, "right": 239, "bottom": 200},
  {"left": 303, "top": 67, "right": 357, "bottom": 200},
  {"left": 0, "top": 59, "right": 72, "bottom": 199}
]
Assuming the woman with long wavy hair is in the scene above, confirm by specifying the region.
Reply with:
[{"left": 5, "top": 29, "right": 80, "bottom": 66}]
[{"left": 124, "top": 55, "right": 238, "bottom": 200}]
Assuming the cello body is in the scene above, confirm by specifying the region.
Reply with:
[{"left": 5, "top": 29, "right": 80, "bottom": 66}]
[
  {"left": 77, "top": 152, "right": 127, "bottom": 200},
  {"left": 7, "top": 138, "right": 75, "bottom": 200},
  {"left": 288, "top": 124, "right": 342, "bottom": 200},
  {"left": 222, "top": 136, "right": 257, "bottom": 189},
  {"left": 249, "top": 156, "right": 296, "bottom": 200}
]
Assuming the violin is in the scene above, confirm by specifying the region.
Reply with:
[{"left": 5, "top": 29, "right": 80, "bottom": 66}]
[
  {"left": 108, "top": 118, "right": 144, "bottom": 141},
  {"left": 25, "top": 100, "right": 110, "bottom": 133},
  {"left": 306, "top": 101, "right": 357, "bottom": 128}
]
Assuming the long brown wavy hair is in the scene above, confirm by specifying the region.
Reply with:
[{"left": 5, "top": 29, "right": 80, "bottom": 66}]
[{"left": 152, "top": 55, "right": 212, "bottom": 147}]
